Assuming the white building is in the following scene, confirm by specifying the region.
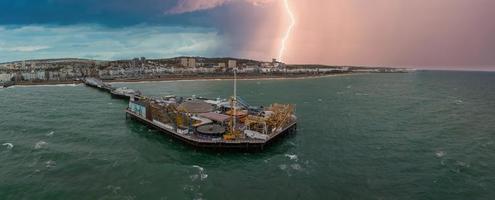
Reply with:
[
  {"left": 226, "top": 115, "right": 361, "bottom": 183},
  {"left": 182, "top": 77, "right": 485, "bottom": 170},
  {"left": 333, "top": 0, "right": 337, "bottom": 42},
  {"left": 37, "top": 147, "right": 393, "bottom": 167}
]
[
  {"left": 35, "top": 71, "right": 46, "bottom": 80},
  {"left": 49, "top": 71, "right": 60, "bottom": 80},
  {"left": 21, "top": 72, "right": 37, "bottom": 80},
  {"left": 0, "top": 73, "right": 13, "bottom": 82},
  {"left": 228, "top": 60, "right": 237, "bottom": 69}
]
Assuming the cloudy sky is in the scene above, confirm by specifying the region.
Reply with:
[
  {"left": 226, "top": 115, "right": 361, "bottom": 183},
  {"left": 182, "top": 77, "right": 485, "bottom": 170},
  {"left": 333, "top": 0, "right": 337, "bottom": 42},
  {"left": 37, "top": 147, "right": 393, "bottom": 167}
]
[{"left": 0, "top": 0, "right": 494, "bottom": 70}]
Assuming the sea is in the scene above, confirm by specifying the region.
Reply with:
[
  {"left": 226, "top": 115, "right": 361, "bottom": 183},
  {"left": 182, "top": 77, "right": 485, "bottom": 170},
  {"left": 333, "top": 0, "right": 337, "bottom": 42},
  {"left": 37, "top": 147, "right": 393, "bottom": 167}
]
[{"left": 0, "top": 71, "right": 494, "bottom": 199}]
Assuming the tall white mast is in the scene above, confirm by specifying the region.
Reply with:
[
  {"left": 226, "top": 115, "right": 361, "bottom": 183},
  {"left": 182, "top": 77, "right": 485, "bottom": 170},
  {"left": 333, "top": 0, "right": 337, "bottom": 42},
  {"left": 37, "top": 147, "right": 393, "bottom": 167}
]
[{"left": 232, "top": 67, "right": 237, "bottom": 132}]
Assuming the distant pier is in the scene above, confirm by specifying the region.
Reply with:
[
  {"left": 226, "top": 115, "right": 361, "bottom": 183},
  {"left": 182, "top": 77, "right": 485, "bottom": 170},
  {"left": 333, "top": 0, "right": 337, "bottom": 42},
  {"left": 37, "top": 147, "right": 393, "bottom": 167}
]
[
  {"left": 84, "top": 77, "right": 141, "bottom": 100},
  {"left": 84, "top": 77, "right": 115, "bottom": 92}
]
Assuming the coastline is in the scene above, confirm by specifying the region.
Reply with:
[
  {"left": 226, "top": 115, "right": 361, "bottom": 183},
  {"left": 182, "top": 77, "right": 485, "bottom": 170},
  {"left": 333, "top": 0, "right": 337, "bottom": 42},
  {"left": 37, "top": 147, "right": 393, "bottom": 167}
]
[{"left": 10, "top": 73, "right": 357, "bottom": 86}]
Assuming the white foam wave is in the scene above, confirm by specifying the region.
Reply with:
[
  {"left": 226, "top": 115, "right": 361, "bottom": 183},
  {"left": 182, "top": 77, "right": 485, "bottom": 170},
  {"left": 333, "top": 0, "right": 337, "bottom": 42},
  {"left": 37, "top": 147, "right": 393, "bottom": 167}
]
[
  {"left": 290, "top": 163, "right": 302, "bottom": 171},
  {"left": 189, "top": 174, "right": 199, "bottom": 181},
  {"left": 192, "top": 165, "right": 208, "bottom": 181},
  {"left": 285, "top": 154, "right": 298, "bottom": 161},
  {"left": 435, "top": 151, "right": 446, "bottom": 158},
  {"left": 34, "top": 141, "right": 47, "bottom": 149},
  {"left": 192, "top": 165, "right": 204, "bottom": 171},
  {"left": 106, "top": 185, "right": 122, "bottom": 194},
  {"left": 2, "top": 143, "right": 14, "bottom": 149},
  {"left": 456, "top": 161, "right": 470, "bottom": 168},
  {"left": 46, "top": 131, "right": 54, "bottom": 136},
  {"left": 45, "top": 160, "right": 56, "bottom": 168},
  {"left": 182, "top": 185, "right": 204, "bottom": 200}
]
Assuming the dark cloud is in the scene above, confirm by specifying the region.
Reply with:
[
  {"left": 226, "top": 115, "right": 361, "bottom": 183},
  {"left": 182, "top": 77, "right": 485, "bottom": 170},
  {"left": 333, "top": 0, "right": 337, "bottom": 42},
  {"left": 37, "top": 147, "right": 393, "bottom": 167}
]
[
  {"left": 0, "top": 0, "right": 276, "bottom": 62},
  {"left": 0, "top": 0, "right": 203, "bottom": 27}
]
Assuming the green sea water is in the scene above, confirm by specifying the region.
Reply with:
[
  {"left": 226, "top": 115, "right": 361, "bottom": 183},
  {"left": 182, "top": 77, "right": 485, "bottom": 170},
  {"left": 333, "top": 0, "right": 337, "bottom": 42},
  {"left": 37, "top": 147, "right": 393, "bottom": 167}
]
[{"left": 1, "top": 71, "right": 494, "bottom": 199}]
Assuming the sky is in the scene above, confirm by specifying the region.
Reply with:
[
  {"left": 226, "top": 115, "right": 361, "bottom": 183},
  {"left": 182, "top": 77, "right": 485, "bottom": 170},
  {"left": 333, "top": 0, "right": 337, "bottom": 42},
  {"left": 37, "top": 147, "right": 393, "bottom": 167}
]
[{"left": 0, "top": 0, "right": 494, "bottom": 70}]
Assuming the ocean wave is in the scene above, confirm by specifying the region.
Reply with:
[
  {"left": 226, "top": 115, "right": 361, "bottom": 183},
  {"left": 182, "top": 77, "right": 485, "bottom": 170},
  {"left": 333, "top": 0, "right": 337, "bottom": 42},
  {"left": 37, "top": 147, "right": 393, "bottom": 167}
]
[
  {"left": 182, "top": 184, "right": 204, "bottom": 200},
  {"left": 185, "top": 166, "right": 207, "bottom": 200},
  {"left": 34, "top": 141, "right": 47, "bottom": 149},
  {"left": 46, "top": 131, "right": 54, "bottom": 137},
  {"left": 290, "top": 164, "right": 302, "bottom": 171},
  {"left": 2, "top": 143, "right": 14, "bottom": 149},
  {"left": 106, "top": 185, "right": 122, "bottom": 194},
  {"left": 45, "top": 160, "right": 56, "bottom": 168},
  {"left": 456, "top": 161, "right": 470, "bottom": 168},
  {"left": 435, "top": 151, "right": 446, "bottom": 158},
  {"left": 285, "top": 154, "right": 298, "bottom": 161},
  {"left": 192, "top": 165, "right": 208, "bottom": 181},
  {"left": 192, "top": 165, "right": 204, "bottom": 171}
]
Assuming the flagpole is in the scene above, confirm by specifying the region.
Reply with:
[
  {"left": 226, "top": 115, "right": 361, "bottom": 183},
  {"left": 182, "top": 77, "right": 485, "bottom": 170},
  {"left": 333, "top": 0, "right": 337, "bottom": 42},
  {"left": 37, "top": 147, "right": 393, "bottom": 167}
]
[{"left": 233, "top": 67, "right": 237, "bottom": 132}]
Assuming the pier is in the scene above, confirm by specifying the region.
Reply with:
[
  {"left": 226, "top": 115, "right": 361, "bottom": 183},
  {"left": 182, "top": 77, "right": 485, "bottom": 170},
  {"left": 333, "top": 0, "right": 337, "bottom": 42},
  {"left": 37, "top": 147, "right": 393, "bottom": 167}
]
[
  {"left": 84, "top": 78, "right": 141, "bottom": 100},
  {"left": 83, "top": 77, "right": 297, "bottom": 152},
  {"left": 84, "top": 78, "right": 115, "bottom": 92}
]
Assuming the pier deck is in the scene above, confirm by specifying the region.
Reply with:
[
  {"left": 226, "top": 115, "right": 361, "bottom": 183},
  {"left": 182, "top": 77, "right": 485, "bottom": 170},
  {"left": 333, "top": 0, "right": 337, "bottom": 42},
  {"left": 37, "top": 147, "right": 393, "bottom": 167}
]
[
  {"left": 126, "top": 109, "right": 297, "bottom": 151},
  {"left": 84, "top": 77, "right": 297, "bottom": 152}
]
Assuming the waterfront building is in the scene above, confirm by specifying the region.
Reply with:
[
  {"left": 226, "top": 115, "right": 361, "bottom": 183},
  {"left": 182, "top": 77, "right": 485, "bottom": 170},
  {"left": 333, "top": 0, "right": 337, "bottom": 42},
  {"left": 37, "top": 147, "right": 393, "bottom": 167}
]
[
  {"left": 180, "top": 57, "right": 196, "bottom": 68},
  {"left": 228, "top": 60, "right": 237, "bottom": 69},
  {"left": 36, "top": 71, "right": 46, "bottom": 80},
  {"left": 0, "top": 73, "right": 13, "bottom": 82},
  {"left": 49, "top": 71, "right": 60, "bottom": 81}
]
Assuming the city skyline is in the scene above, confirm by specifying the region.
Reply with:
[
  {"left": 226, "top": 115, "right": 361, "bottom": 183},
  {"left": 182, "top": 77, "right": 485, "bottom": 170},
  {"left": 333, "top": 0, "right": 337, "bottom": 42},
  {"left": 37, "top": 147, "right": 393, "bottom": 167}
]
[{"left": 0, "top": 0, "right": 494, "bottom": 71}]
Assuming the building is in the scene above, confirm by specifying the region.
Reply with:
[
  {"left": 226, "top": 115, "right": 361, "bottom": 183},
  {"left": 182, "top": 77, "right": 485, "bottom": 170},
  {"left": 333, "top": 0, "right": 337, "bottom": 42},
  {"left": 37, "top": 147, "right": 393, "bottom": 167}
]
[
  {"left": 21, "top": 72, "right": 36, "bottom": 81},
  {"left": 272, "top": 58, "right": 284, "bottom": 68},
  {"left": 48, "top": 71, "right": 60, "bottom": 80},
  {"left": 180, "top": 57, "right": 196, "bottom": 68},
  {"left": 0, "top": 73, "right": 13, "bottom": 82},
  {"left": 35, "top": 71, "right": 46, "bottom": 80},
  {"left": 228, "top": 60, "right": 237, "bottom": 69},
  {"left": 216, "top": 63, "right": 226, "bottom": 68},
  {"left": 188, "top": 58, "right": 196, "bottom": 68},
  {"left": 180, "top": 58, "right": 188, "bottom": 67}
]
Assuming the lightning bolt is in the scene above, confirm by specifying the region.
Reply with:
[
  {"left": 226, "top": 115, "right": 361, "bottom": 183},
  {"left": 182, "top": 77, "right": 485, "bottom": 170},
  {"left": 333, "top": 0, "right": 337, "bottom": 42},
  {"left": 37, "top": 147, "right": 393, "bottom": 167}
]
[{"left": 277, "top": 0, "right": 295, "bottom": 62}]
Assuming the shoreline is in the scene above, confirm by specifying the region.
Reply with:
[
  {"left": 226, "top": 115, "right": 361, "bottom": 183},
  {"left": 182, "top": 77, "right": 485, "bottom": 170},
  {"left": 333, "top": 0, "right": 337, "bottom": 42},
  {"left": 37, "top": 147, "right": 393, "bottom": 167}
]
[{"left": 10, "top": 73, "right": 357, "bottom": 86}]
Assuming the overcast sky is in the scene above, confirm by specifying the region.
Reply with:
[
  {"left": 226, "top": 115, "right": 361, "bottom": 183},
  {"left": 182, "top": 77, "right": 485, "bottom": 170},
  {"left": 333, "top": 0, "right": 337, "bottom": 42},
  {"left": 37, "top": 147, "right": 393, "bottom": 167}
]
[{"left": 0, "top": 0, "right": 494, "bottom": 70}]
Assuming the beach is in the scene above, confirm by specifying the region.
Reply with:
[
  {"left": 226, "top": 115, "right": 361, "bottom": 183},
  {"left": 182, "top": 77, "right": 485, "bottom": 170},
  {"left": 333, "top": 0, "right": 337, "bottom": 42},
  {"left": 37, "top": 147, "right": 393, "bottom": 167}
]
[{"left": 10, "top": 72, "right": 356, "bottom": 86}]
